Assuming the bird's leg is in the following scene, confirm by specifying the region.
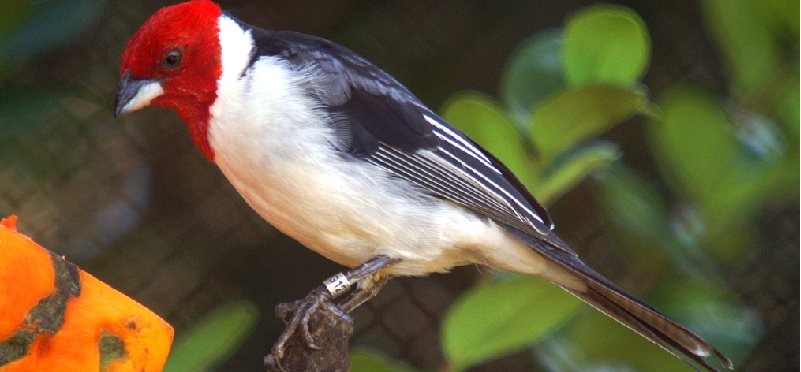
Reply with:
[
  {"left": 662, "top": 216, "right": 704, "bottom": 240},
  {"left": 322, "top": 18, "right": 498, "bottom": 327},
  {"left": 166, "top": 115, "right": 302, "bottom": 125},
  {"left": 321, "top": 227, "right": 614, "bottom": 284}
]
[
  {"left": 338, "top": 272, "right": 390, "bottom": 313},
  {"left": 266, "top": 256, "right": 399, "bottom": 369}
]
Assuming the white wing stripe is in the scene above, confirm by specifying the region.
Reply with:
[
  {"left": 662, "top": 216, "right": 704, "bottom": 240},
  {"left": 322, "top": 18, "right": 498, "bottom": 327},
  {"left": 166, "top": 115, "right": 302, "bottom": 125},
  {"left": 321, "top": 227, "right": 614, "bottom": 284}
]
[
  {"left": 373, "top": 147, "right": 507, "bottom": 212},
  {"left": 432, "top": 146, "right": 545, "bottom": 225},
  {"left": 371, "top": 149, "right": 456, "bottom": 197},
  {"left": 414, "top": 150, "right": 510, "bottom": 211},
  {"left": 400, "top": 148, "right": 508, "bottom": 211},
  {"left": 421, "top": 115, "right": 547, "bottom": 228},
  {"left": 424, "top": 114, "right": 500, "bottom": 174}
]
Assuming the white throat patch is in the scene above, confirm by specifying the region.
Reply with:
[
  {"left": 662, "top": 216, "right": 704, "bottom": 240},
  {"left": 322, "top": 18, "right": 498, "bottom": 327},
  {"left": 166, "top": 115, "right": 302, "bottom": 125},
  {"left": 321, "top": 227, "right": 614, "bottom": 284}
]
[{"left": 212, "top": 16, "right": 255, "bottom": 114}]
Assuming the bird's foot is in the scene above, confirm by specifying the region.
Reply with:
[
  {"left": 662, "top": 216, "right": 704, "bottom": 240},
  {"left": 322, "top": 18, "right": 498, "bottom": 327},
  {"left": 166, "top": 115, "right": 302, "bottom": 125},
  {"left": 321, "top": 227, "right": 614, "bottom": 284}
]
[
  {"left": 264, "top": 256, "right": 400, "bottom": 371},
  {"left": 264, "top": 286, "right": 353, "bottom": 371}
]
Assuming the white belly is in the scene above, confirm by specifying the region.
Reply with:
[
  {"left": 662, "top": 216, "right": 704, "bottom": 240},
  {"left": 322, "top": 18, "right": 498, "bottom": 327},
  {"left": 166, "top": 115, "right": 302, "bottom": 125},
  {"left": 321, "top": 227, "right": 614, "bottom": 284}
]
[{"left": 209, "top": 134, "right": 474, "bottom": 274}]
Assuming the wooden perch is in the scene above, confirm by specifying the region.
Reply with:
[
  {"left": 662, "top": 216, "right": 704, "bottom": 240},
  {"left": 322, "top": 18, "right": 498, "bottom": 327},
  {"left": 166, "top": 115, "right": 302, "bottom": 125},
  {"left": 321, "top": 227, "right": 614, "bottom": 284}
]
[{"left": 0, "top": 215, "right": 173, "bottom": 371}]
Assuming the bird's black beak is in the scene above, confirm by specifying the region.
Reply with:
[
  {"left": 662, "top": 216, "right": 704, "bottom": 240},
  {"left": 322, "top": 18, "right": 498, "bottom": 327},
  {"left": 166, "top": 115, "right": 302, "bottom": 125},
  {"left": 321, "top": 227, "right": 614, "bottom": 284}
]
[{"left": 114, "top": 69, "right": 162, "bottom": 117}]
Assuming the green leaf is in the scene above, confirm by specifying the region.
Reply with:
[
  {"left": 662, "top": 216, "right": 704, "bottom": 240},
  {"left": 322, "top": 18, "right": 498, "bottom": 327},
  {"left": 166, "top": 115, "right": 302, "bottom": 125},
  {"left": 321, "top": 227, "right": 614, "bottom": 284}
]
[
  {"left": 592, "top": 164, "right": 674, "bottom": 262},
  {"left": 537, "top": 141, "right": 620, "bottom": 205},
  {"left": 701, "top": 0, "right": 783, "bottom": 102},
  {"left": 562, "top": 5, "right": 651, "bottom": 87},
  {"left": 647, "top": 85, "right": 738, "bottom": 207},
  {"left": 705, "top": 155, "right": 798, "bottom": 238},
  {"left": 530, "top": 85, "right": 650, "bottom": 160},
  {"left": 776, "top": 77, "right": 800, "bottom": 142},
  {"left": 648, "top": 85, "right": 797, "bottom": 238},
  {"left": 500, "top": 30, "right": 566, "bottom": 128},
  {"left": 443, "top": 276, "right": 582, "bottom": 371},
  {"left": 441, "top": 91, "right": 538, "bottom": 190},
  {"left": 762, "top": 0, "right": 800, "bottom": 35},
  {"left": 164, "top": 300, "right": 259, "bottom": 372},
  {"left": 350, "top": 348, "right": 418, "bottom": 372}
]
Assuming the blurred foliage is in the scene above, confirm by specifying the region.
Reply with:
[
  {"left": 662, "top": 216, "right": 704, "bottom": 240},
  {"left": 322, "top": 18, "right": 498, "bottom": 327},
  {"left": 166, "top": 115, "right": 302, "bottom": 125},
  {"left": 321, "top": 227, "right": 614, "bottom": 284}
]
[
  {"left": 0, "top": 0, "right": 103, "bottom": 73},
  {"left": 442, "top": 276, "right": 582, "bottom": 371},
  {"left": 562, "top": 5, "right": 651, "bottom": 87},
  {"left": 0, "top": 0, "right": 151, "bottom": 265},
  {"left": 360, "top": 2, "right": 798, "bottom": 371},
  {"left": 350, "top": 348, "right": 420, "bottom": 372},
  {"left": 163, "top": 300, "right": 259, "bottom": 372},
  {"left": 0, "top": 0, "right": 104, "bottom": 135}
]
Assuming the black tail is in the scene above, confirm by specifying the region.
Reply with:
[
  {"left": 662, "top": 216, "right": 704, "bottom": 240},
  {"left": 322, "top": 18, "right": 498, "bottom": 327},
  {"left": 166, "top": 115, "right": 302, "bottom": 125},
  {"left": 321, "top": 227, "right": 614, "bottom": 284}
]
[{"left": 507, "top": 228, "right": 733, "bottom": 371}]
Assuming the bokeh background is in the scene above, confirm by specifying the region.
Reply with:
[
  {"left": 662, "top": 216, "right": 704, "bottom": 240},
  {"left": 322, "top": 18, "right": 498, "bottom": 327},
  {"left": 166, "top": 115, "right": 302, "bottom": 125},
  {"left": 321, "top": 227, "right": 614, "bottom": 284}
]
[{"left": 0, "top": 0, "right": 797, "bottom": 371}]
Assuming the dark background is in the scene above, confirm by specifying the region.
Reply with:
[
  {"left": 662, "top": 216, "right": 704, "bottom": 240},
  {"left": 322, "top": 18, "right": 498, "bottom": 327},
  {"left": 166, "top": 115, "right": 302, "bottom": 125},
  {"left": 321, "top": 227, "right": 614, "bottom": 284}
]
[{"left": 0, "top": 0, "right": 796, "bottom": 371}]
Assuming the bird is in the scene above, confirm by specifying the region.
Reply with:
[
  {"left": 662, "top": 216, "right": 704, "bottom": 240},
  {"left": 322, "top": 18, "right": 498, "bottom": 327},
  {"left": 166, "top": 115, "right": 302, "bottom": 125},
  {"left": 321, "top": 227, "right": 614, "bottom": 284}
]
[{"left": 114, "top": 1, "right": 731, "bottom": 370}]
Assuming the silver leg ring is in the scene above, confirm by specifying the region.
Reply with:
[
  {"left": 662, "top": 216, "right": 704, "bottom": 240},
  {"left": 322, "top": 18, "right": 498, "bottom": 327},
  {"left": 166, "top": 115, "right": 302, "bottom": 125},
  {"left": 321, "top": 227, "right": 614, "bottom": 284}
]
[{"left": 323, "top": 272, "right": 351, "bottom": 298}]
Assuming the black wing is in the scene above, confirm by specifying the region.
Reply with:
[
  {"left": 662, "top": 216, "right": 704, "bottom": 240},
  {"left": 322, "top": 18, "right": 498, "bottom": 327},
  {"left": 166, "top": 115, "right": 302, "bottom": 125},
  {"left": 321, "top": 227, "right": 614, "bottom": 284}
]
[{"left": 247, "top": 28, "right": 572, "bottom": 255}]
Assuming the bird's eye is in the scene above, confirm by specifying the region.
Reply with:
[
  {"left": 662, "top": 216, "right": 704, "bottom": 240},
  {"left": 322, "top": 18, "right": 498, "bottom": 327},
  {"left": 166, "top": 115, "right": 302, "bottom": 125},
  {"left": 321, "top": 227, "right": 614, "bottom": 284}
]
[{"left": 162, "top": 49, "right": 183, "bottom": 69}]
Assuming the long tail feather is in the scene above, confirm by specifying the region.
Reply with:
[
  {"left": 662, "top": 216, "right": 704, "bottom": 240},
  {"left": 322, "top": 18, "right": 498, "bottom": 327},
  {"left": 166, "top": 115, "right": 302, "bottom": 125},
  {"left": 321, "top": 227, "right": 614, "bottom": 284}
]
[
  {"left": 562, "top": 270, "right": 732, "bottom": 371},
  {"left": 507, "top": 228, "right": 733, "bottom": 371}
]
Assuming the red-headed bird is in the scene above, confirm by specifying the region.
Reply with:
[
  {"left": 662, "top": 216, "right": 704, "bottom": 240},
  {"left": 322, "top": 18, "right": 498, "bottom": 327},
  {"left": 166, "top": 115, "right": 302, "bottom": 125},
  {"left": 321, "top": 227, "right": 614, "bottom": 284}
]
[{"left": 114, "top": 1, "right": 731, "bottom": 370}]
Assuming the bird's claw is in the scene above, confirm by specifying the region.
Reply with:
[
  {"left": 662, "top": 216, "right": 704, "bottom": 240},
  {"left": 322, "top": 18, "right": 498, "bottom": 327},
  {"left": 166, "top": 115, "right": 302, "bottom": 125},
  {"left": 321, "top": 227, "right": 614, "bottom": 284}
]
[
  {"left": 266, "top": 286, "right": 353, "bottom": 370},
  {"left": 266, "top": 257, "right": 397, "bottom": 370},
  {"left": 273, "top": 297, "right": 324, "bottom": 350},
  {"left": 271, "top": 287, "right": 329, "bottom": 357}
]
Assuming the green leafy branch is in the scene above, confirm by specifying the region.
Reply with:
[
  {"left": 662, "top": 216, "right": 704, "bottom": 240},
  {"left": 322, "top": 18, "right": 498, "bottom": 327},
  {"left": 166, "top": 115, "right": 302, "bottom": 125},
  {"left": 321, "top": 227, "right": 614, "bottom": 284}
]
[
  {"left": 351, "top": 2, "right": 798, "bottom": 371},
  {"left": 438, "top": 6, "right": 656, "bottom": 371}
]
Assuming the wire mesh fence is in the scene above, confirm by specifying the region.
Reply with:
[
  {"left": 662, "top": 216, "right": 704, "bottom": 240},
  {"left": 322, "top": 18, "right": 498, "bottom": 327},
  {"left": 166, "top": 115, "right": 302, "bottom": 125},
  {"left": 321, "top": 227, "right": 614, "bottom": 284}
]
[{"left": 0, "top": 0, "right": 797, "bottom": 371}]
